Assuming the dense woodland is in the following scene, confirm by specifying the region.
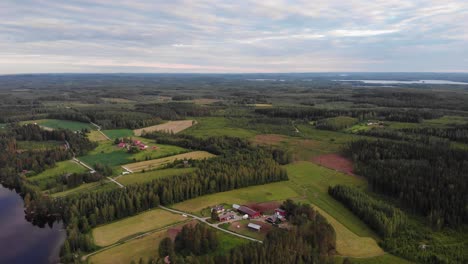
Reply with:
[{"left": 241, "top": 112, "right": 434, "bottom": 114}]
[{"left": 346, "top": 140, "right": 468, "bottom": 228}]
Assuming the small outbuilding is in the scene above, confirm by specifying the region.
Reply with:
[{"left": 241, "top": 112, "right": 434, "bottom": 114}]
[{"left": 247, "top": 223, "right": 261, "bottom": 231}]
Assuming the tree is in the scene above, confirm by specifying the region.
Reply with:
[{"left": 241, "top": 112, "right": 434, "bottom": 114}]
[
  {"left": 211, "top": 209, "right": 218, "bottom": 221},
  {"left": 159, "top": 237, "right": 174, "bottom": 258}
]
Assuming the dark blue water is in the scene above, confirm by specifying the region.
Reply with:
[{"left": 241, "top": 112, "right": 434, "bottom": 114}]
[{"left": 0, "top": 185, "right": 66, "bottom": 264}]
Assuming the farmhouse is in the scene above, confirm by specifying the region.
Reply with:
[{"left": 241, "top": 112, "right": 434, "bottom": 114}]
[
  {"left": 211, "top": 205, "right": 225, "bottom": 214},
  {"left": 218, "top": 212, "right": 235, "bottom": 222},
  {"left": 247, "top": 223, "right": 261, "bottom": 231},
  {"left": 237, "top": 205, "right": 260, "bottom": 219}
]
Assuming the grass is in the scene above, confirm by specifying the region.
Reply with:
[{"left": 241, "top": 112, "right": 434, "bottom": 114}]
[
  {"left": 88, "top": 131, "right": 109, "bottom": 141},
  {"left": 336, "top": 254, "right": 414, "bottom": 264},
  {"left": 88, "top": 229, "right": 168, "bottom": 264},
  {"left": 212, "top": 229, "right": 249, "bottom": 256},
  {"left": 28, "top": 160, "right": 87, "bottom": 189},
  {"left": 134, "top": 120, "right": 195, "bottom": 136},
  {"left": 16, "top": 140, "right": 62, "bottom": 151},
  {"left": 51, "top": 180, "right": 115, "bottom": 197},
  {"left": 182, "top": 117, "right": 257, "bottom": 138},
  {"left": 226, "top": 220, "right": 269, "bottom": 240},
  {"left": 172, "top": 181, "right": 300, "bottom": 215},
  {"left": 124, "top": 151, "right": 215, "bottom": 172},
  {"left": 117, "top": 168, "right": 195, "bottom": 185},
  {"left": 92, "top": 209, "right": 187, "bottom": 247},
  {"left": 285, "top": 161, "right": 383, "bottom": 257},
  {"left": 78, "top": 140, "right": 187, "bottom": 168},
  {"left": 102, "top": 129, "right": 134, "bottom": 139},
  {"left": 345, "top": 123, "right": 372, "bottom": 133},
  {"left": 21, "top": 119, "right": 94, "bottom": 131}
]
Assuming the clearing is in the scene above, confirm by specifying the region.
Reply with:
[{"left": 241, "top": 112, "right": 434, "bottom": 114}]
[
  {"left": 28, "top": 160, "right": 88, "bottom": 190},
  {"left": 311, "top": 153, "right": 354, "bottom": 175},
  {"left": 134, "top": 120, "right": 195, "bottom": 136},
  {"left": 21, "top": 119, "right": 94, "bottom": 131},
  {"left": 92, "top": 209, "right": 187, "bottom": 247},
  {"left": 101, "top": 129, "right": 134, "bottom": 139},
  {"left": 124, "top": 151, "right": 214, "bottom": 172},
  {"left": 116, "top": 168, "right": 194, "bottom": 185},
  {"left": 88, "top": 130, "right": 109, "bottom": 142}
]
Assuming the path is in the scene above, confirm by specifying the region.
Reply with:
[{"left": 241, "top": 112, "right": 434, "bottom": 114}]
[
  {"left": 73, "top": 157, "right": 124, "bottom": 188},
  {"left": 158, "top": 205, "right": 263, "bottom": 243},
  {"left": 90, "top": 122, "right": 111, "bottom": 140},
  {"left": 121, "top": 166, "right": 133, "bottom": 174}
]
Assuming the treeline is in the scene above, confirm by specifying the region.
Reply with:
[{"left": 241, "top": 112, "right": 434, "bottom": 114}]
[
  {"left": 82, "top": 109, "right": 163, "bottom": 129},
  {"left": 255, "top": 107, "right": 441, "bottom": 123},
  {"left": 358, "top": 128, "right": 451, "bottom": 147},
  {"left": 329, "top": 185, "right": 406, "bottom": 237},
  {"left": 136, "top": 102, "right": 214, "bottom": 120},
  {"left": 400, "top": 126, "right": 468, "bottom": 144},
  {"left": 346, "top": 140, "right": 468, "bottom": 228},
  {"left": 12, "top": 124, "right": 97, "bottom": 155}
]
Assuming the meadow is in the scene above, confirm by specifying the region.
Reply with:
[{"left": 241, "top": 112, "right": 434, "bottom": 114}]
[
  {"left": 28, "top": 160, "right": 87, "bottom": 190},
  {"left": 134, "top": 120, "right": 195, "bottom": 136},
  {"left": 16, "top": 140, "right": 62, "bottom": 151},
  {"left": 21, "top": 119, "right": 94, "bottom": 131},
  {"left": 92, "top": 209, "right": 187, "bottom": 247},
  {"left": 87, "top": 130, "right": 109, "bottom": 142},
  {"left": 123, "top": 151, "right": 214, "bottom": 172},
  {"left": 182, "top": 117, "right": 257, "bottom": 138},
  {"left": 101, "top": 129, "right": 134, "bottom": 139}
]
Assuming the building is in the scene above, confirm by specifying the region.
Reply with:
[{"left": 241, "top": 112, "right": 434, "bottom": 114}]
[
  {"left": 275, "top": 208, "right": 287, "bottom": 217},
  {"left": 247, "top": 223, "right": 261, "bottom": 231},
  {"left": 237, "top": 205, "right": 260, "bottom": 219},
  {"left": 211, "top": 205, "right": 225, "bottom": 214},
  {"left": 218, "top": 212, "right": 235, "bottom": 222}
]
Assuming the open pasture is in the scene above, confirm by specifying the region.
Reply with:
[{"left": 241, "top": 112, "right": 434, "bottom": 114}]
[
  {"left": 92, "top": 209, "right": 186, "bottom": 247},
  {"left": 88, "top": 130, "right": 109, "bottom": 141},
  {"left": 101, "top": 129, "right": 134, "bottom": 139},
  {"left": 28, "top": 160, "right": 87, "bottom": 189},
  {"left": 183, "top": 117, "right": 257, "bottom": 138},
  {"left": 124, "top": 151, "right": 214, "bottom": 172},
  {"left": 21, "top": 119, "right": 94, "bottom": 131},
  {"left": 134, "top": 120, "right": 195, "bottom": 136},
  {"left": 116, "top": 168, "right": 194, "bottom": 186}
]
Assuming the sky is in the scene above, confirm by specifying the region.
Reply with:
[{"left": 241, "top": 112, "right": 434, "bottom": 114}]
[{"left": 1, "top": 0, "right": 468, "bottom": 74}]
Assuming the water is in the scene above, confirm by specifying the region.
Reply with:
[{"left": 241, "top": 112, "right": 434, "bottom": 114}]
[
  {"left": 0, "top": 185, "right": 66, "bottom": 264},
  {"left": 335, "top": 79, "right": 468, "bottom": 85}
]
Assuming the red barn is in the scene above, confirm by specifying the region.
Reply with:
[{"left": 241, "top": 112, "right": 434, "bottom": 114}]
[
  {"left": 237, "top": 206, "right": 260, "bottom": 219},
  {"left": 275, "top": 208, "right": 287, "bottom": 217}
]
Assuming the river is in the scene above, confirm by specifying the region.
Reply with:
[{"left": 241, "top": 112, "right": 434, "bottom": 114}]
[{"left": 0, "top": 185, "right": 66, "bottom": 264}]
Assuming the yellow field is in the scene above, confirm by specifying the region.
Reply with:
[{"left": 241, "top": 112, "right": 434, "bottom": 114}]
[
  {"left": 124, "top": 151, "right": 215, "bottom": 172},
  {"left": 134, "top": 120, "right": 195, "bottom": 136},
  {"left": 92, "top": 209, "right": 186, "bottom": 247},
  {"left": 88, "top": 130, "right": 109, "bottom": 141},
  {"left": 89, "top": 229, "right": 168, "bottom": 264}
]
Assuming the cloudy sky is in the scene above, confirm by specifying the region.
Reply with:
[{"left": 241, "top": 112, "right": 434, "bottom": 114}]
[{"left": 1, "top": 0, "right": 467, "bottom": 73}]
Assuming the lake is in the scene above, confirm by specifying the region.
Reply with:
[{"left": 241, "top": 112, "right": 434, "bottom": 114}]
[
  {"left": 0, "top": 185, "right": 66, "bottom": 264},
  {"left": 335, "top": 79, "right": 468, "bottom": 85}
]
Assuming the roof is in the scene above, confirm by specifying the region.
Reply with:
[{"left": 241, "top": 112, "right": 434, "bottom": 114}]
[
  {"left": 247, "top": 223, "right": 261, "bottom": 230},
  {"left": 238, "top": 206, "right": 259, "bottom": 216},
  {"left": 232, "top": 204, "right": 240, "bottom": 209}
]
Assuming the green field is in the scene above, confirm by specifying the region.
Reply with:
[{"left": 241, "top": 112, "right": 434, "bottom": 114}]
[
  {"left": 183, "top": 117, "right": 257, "bottom": 138},
  {"left": 117, "top": 168, "right": 194, "bottom": 185},
  {"left": 173, "top": 181, "right": 300, "bottom": 215},
  {"left": 92, "top": 209, "right": 187, "bottom": 247},
  {"left": 102, "top": 129, "right": 134, "bottom": 139},
  {"left": 51, "top": 180, "right": 115, "bottom": 197},
  {"left": 78, "top": 140, "right": 187, "bottom": 168},
  {"left": 28, "top": 160, "right": 88, "bottom": 190},
  {"left": 16, "top": 140, "right": 62, "bottom": 151},
  {"left": 285, "top": 161, "right": 383, "bottom": 257},
  {"left": 22, "top": 119, "right": 94, "bottom": 131},
  {"left": 88, "top": 130, "right": 109, "bottom": 141}
]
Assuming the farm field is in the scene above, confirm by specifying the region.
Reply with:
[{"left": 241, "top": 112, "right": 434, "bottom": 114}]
[
  {"left": 92, "top": 209, "right": 187, "bottom": 247},
  {"left": 88, "top": 130, "right": 109, "bottom": 141},
  {"left": 172, "top": 181, "right": 300, "bottom": 215},
  {"left": 183, "top": 117, "right": 257, "bottom": 138},
  {"left": 28, "top": 160, "right": 87, "bottom": 189},
  {"left": 78, "top": 140, "right": 187, "bottom": 168},
  {"left": 16, "top": 140, "right": 62, "bottom": 151},
  {"left": 51, "top": 180, "right": 115, "bottom": 197},
  {"left": 123, "top": 151, "right": 215, "bottom": 172},
  {"left": 101, "top": 129, "right": 134, "bottom": 139},
  {"left": 21, "top": 119, "right": 94, "bottom": 131},
  {"left": 116, "top": 168, "right": 194, "bottom": 186},
  {"left": 134, "top": 120, "right": 195, "bottom": 136}
]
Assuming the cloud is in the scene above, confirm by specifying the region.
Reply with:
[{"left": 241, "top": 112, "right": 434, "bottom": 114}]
[{"left": 0, "top": 0, "right": 467, "bottom": 73}]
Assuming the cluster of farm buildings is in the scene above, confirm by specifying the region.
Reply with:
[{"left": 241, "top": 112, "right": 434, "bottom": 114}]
[
  {"left": 211, "top": 204, "right": 287, "bottom": 232},
  {"left": 117, "top": 139, "right": 158, "bottom": 151}
]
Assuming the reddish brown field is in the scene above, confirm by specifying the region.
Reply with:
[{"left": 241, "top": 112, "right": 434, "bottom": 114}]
[
  {"left": 246, "top": 201, "right": 281, "bottom": 214},
  {"left": 311, "top": 153, "right": 354, "bottom": 175}
]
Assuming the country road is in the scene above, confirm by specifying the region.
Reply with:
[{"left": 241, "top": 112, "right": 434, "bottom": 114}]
[
  {"left": 90, "top": 121, "right": 111, "bottom": 140},
  {"left": 73, "top": 157, "right": 124, "bottom": 188},
  {"left": 158, "top": 205, "right": 263, "bottom": 243}
]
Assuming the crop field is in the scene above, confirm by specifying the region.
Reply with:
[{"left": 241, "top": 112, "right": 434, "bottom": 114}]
[
  {"left": 101, "top": 129, "right": 134, "bottom": 139},
  {"left": 88, "top": 130, "right": 109, "bottom": 141},
  {"left": 92, "top": 209, "right": 187, "bottom": 247},
  {"left": 172, "top": 181, "right": 300, "bottom": 214},
  {"left": 78, "top": 140, "right": 187, "bottom": 168},
  {"left": 28, "top": 160, "right": 87, "bottom": 190},
  {"left": 116, "top": 168, "right": 194, "bottom": 186},
  {"left": 134, "top": 120, "right": 195, "bottom": 136},
  {"left": 89, "top": 229, "right": 168, "bottom": 264},
  {"left": 21, "top": 119, "right": 94, "bottom": 131},
  {"left": 285, "top": 161, "right": 383, "bottom": 257},
  {"left": 123, "top": 151, "right": 215, "bottom": 172},
  {"left": 183, "top": 117, "right": 257, "bottom": 138}
]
